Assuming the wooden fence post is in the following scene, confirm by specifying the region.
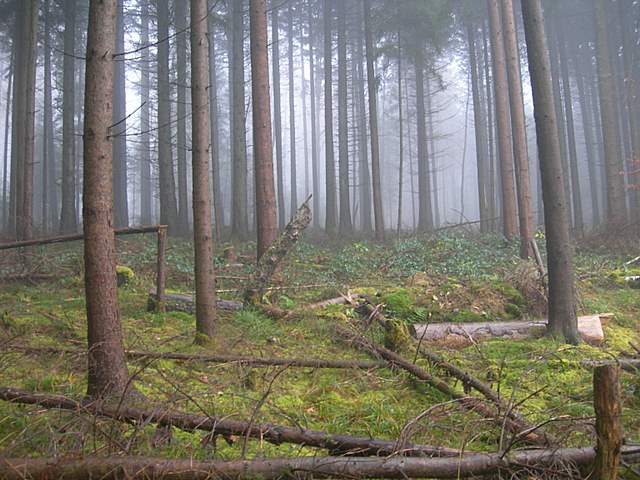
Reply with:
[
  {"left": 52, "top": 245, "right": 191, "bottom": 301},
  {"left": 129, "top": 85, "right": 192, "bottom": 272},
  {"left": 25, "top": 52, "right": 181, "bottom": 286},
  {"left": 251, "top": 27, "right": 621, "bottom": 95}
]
[
  {"left": 593, "top": 364, "right": 621, "bottom": 480},
  {"left": 156, "top": 225, "right": 167, "bottom": 313}
]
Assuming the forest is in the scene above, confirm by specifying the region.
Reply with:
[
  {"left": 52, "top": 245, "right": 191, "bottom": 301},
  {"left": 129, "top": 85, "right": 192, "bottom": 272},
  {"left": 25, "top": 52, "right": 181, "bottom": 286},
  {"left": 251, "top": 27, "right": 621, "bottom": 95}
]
[{"left": 0, "top": 0, "right": 639, "bottom": 478}]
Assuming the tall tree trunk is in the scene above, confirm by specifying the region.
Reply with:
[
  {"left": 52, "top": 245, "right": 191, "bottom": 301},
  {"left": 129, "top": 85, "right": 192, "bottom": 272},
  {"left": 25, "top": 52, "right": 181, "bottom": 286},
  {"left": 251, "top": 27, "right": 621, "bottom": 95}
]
[
  {"left": 60, "top": 0, "right": 78, "bottom": 233},
  {"left": 288, "top": 5, "right": 298, "bottom": 216},
  {"left": 556, "top": 23, "right": 584, "bottom": 236},
  {"left": 414, "top": 52, "right": 433, "bottom": 233},
  {"left": 364, "top": 0, "right": 384, "bottom": 241},
  {"left": 396, "top": 39, "right": 403, "bottom": 237},
  {"left": 271, "top": 3, "right": 285, "bottom": 229},
  {"left": 618, "top": 0, "right": 640, "bottom": 223},
  {"left": 157, "top": 0, "right": 179, "bottom": 233},
  {"left": 486, "top": 0, "right": 517, "bottom": 240},
  {"left": 356, "top": 11, "right": 372, "bottom": 233},
  {"left": 112, "top": 0, "right": 129, "bottom": 228},
  {"left": 594, "top": 0, "right": 628, "bottom": 226},
  {"left": 84, "top": 0, "right": 130, "bottom": 398},
  {"left": 191, "top": 0, "right": 217, "bottom": 341},
  {"left": 466, "top": 20, "right": 490, "bottom": 234},
  {"left": 43, "top": 0, "right": 56, "bottom": 232},
  {"left": 208, "top": 9, "right": 223, "bottom": 241},
  {"left": 2, "top": 48, "right": 13, "bottom": 231},
  {"left": 521, "top": 0, "right": 579, "bottom": 344},
  {"left": 426, "top": 75, "right": 440, "bottom": 229},
  {"left": 500, "top": 0, "right": 534, "bottom": 258},
  {"left": 547, "top": 17, "right": 573, "bottom": 230},
  {"left": 230, "top": 0, "right": 249, "bottom": 238},
  {"left": 139, "top": 0, "right": 152, "bottom": 225},
  {"left": 482, "top": 20, "right": 497, "bottom": 230},
  {"left": 574, "top": 46, "right": 601, "bottom": 228},
  {"left": 307, "top": 1, "right": 320, "bottom": 229},
  {"left": 323, "top": 0, "right": 337, "bottom": 235},
  {"left": 12, "top": 0, "right": 37, "bottom": 241},
  {"left": 74, "top": 58, "right": 84, "bottom": 227},
  {"left": 300, "top": 17, "right": 310, "bottom": 200},
  {"left": 250, "top": 0, "right": 278, "bottom": 259},
  {"left": 175, "top": 0, "right": 190, "bottom": 235},
  {"left": 337, "top": 0, "right": 352, "bottom": 234}
]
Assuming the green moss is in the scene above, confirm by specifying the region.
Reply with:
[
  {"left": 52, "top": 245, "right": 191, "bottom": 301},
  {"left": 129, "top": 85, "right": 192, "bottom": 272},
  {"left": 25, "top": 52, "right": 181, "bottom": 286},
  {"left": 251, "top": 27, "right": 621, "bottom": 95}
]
[
  {"left": 504, "top": 303, "right": 523, "bottom": 319},
  {"left": 116, "top": 265, "right": 135, "bottom": 287},
  {"left": 444, "top": 310, "right": 486, "bottom": 323},
  {"left": 383, "top": 319, "right": 412, "bottom": 351},
  {"left": 493, "top": 280, "right": 526, "bottom": 307}
]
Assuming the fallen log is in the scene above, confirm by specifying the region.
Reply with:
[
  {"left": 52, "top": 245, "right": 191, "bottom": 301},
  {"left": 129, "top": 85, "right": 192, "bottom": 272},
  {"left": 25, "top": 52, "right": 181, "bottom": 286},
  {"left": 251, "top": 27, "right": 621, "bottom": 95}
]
[
  {"left": 334, "top": 325, "right": 547, "bottom": 446},
  {"left": 3, "top": 447, "right": 640, "bottom": 480},
  {"left": 412, "top": 315, "right": 606, "bottom": 346},
  {"left": 15, "top": 345, "right": 387, "bottom": 370},
  {"left": 0, "top": 387, "right": 461, "bottom": 458},
  {"left": 244, "top": 197, "right": 312, "bottom": 304},
  {"left": 147, "top": 292, "right": 243, "bottom": 313}
]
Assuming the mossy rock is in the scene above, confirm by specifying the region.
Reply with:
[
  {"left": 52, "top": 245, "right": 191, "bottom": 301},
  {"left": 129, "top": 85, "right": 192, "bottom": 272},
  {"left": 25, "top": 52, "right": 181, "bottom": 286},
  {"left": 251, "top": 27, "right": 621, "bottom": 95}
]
[
  {"left": 116, "top": 265, "right": 135, "bottom": 287},
  {"left": 384, "top": 319, "right": 413, "bottom": 351}
]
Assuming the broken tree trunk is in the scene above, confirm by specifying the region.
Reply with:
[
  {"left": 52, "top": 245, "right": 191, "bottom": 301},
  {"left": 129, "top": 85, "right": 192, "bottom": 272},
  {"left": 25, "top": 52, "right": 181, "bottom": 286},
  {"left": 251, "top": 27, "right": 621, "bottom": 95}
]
[
  {"left": 244, "top": 197, "right": 312, "bottom": 304},
  {"left": 0, "top": 387, "right": 460, "bottom": 458},
  {"left": 593, "top": 364, "right": 622, "bottom": 480},
  {"left": 333, "top": 325, "right": 547, "bottom": 446},
  {"left": 5, "top": 447, "right": 640, "bottom": 480}
]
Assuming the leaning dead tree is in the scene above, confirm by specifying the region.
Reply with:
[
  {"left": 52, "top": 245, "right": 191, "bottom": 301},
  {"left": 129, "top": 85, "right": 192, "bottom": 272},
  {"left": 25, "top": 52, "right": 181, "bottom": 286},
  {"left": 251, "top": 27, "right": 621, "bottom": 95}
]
[{"left": 244, "top": 197, "right": 312, "bottom": 304}]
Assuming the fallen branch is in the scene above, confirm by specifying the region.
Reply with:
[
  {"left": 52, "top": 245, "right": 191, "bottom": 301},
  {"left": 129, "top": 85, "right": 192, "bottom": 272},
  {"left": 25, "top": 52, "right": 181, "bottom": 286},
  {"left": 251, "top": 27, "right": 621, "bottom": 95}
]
[
  {"left": 0, "top": 387, "right": 461, "bottom": 458},
  {"left": 4, "top": 447, "right": 640, "bottom": 479},
  {"left": 15, "top": 345, "right": 387, "bottom": 370},
  {"left": 333, "top": 325, "right": 547, "bottom": 446},
  {"left": 244, "top": 197, "right": 312, "bottom": 304}
]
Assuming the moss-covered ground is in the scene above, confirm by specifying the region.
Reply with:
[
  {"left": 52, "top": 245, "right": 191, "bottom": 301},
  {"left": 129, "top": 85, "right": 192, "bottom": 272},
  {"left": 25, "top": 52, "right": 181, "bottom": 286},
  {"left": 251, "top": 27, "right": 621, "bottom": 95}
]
[{"left": 0, "top": 232, "right": 638, "bottom": 462}]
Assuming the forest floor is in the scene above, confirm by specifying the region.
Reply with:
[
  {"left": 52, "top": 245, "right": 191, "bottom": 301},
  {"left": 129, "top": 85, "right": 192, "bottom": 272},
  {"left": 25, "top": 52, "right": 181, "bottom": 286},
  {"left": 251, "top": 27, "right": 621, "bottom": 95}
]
[{"left": 0, "top": 230, "right": 639, "bottom": 462}]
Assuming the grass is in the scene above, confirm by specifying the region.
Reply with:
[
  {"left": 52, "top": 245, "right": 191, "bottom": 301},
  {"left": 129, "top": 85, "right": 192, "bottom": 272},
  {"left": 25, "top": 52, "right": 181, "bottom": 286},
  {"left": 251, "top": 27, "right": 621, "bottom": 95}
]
[{"left": 0, "top": 232, "right": 638, "bottom": 461}]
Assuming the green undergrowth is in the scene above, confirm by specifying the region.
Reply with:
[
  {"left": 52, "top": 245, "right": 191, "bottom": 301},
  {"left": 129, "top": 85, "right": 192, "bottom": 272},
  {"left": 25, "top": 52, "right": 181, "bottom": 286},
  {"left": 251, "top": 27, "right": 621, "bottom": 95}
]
[{"left": 0, "top": 233, "right": 638, "bottom": 460}]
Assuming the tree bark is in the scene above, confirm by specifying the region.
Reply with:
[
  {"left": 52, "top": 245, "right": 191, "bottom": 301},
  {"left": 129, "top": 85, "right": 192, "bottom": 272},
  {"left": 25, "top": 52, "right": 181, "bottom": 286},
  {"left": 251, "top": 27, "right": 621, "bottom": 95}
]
[
  {"left": 500, "top": 0, "right": 534, "bottom": 258},
  {"left": 356, "top": 13, "right": 372, "bottom": 233},
  {"left": 42, "top": 0, "right": 56, "bottom": 233},
  {"left": 486, "top": 0, "right": 518, "bottom": 240},
  {"left": 594, "top": 0, "right": 628, "bottom": 226},
  {"left": 251, "top": 0, "right": 278, "bottom": 260},
  {"left": 323, "top": 0, "right": 337, "bottom": 235},
  {"left": 1, "top": 47, "right": 12, "bottom": 231},
  {"left": 191, "top": 0, "right": 217, "bottom": 341},
  {"left": 175, "top": 0, "right": 190, "bottom": 235},
  {"left": 482, "top": 21, "right": 497, "bottom": 230},
  {"left": 83, "top": 0, "right": 129, "bottom": 398},
  {"left": 271, "top": 3, "right": 285, "bottom": 229},
  {"left": 396, "top": 39, "right": 404, "bottom": 237},
  {"left": 337, "top": 0, "right": 352, "bottom": 234},
  {"left": 112, "top": 0, "right": 129, "bottom": 229},
  {"left": 520, "top": 0, "right": 580, "bottom": 344},
  {"left": 157, "top": 0, "right": 179, "bottom": 234},
  {"left": 593, "top": 365, "right": 621, "bottom": 480}
]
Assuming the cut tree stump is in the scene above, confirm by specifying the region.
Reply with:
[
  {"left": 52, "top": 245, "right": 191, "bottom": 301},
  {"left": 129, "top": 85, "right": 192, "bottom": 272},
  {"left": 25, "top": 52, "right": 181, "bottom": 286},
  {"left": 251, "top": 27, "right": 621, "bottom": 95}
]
[{"left": 413, "top": 315, "right": 606, "bottom": 346}]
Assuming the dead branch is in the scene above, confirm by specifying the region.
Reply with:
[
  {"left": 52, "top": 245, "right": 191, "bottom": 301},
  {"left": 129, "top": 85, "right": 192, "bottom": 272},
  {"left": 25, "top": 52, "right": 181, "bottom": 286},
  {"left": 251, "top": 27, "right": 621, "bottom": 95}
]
[
  {"left": 333, "top": 325, "right": 547, "bottom": 446},
  {"left": 0, "top": 387, "right": 461, "bottom": 458},
  {"left": 12, "top": 345, "right": 388, "bottom": 370},
  {"left": 4, "top": 447, "right": 640, "bottom": 479}
]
